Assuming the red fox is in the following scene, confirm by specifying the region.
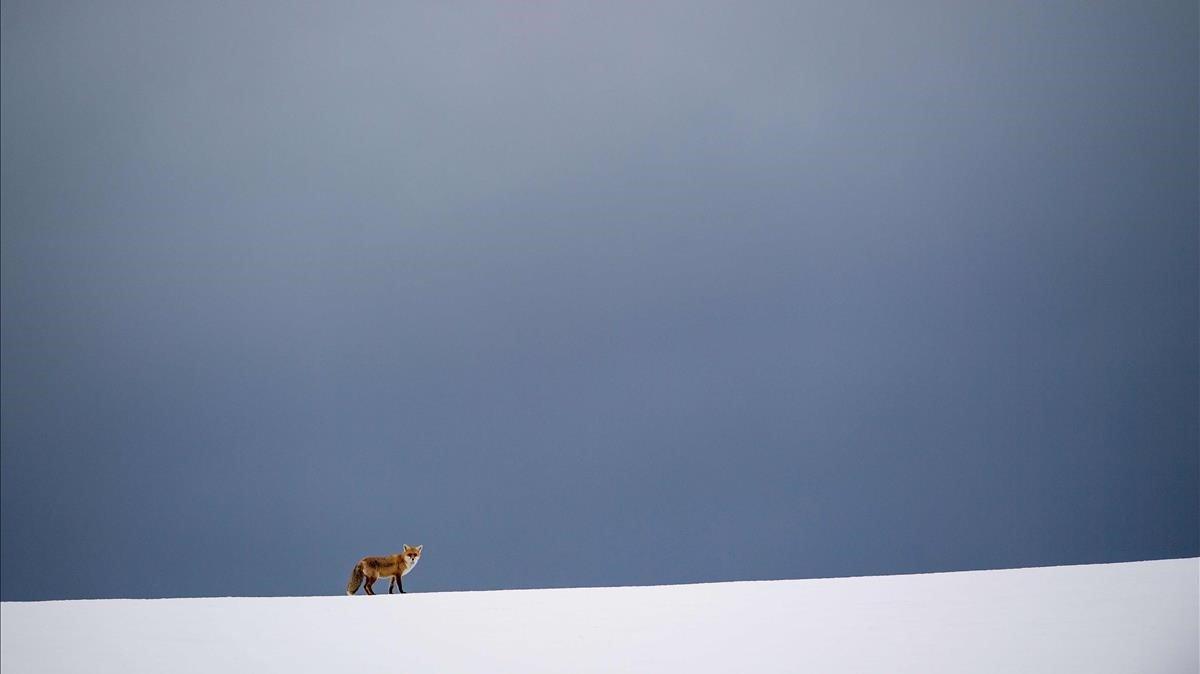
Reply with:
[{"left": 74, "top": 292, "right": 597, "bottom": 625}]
[{"left": 346, "top": 545, "right": 423, "bottom": 595}]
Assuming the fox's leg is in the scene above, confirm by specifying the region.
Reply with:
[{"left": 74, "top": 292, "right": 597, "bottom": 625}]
[
  {"left": 398, "top": 574, "right": 405, "bottom": 594},
  {"left": 388, "top": 576, "right": 396, "bottom": 594},
  {"left": 364, "top": 576, "right": 376, "bottom": 595}
]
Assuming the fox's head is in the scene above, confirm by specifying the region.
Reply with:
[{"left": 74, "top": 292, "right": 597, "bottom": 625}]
[{"left": 403, "top": 544, "right": 423, "bottom": 566}]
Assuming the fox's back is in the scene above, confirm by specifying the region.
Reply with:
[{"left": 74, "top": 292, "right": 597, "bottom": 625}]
[{"left": 359, "top": 554, "right": 404, "bottom": 575}]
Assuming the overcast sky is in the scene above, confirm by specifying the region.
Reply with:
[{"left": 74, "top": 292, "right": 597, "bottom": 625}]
[{"left": 2, "top": 1, "right": 1196, "bottom": 601}]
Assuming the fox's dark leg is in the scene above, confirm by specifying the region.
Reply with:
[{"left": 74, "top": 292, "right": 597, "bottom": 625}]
[
  {"left": 398, "top": 574, "right": 405, "bottom": 594},
  {"left": 364, "top": 577, "right": 376, "bottom": 595},
  {"left": 388, "top": 576, "right": 396, "bottom": 594}
]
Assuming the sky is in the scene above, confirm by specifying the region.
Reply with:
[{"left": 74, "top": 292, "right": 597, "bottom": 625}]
[{"left": 1, "top": 1, "right": 1196, "bottom": 601}]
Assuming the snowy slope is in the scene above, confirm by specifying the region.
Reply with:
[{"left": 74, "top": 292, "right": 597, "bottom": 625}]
[{"left": 2, "top": 558, "right": 1196, "bottom": 673}]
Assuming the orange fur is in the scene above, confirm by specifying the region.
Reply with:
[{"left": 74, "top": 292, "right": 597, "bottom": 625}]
[{"left": 346, "top": 545, "right": 422, "bottom": 595}]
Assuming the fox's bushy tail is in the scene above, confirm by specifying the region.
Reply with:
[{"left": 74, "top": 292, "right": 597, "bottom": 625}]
[{"left": 346, "top": 561, "right": 364, "bottom": 595}]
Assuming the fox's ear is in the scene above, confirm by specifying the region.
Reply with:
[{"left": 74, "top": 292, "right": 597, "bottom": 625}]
[{"left": 416, "top": 545, "right": 423, "bottom": 552}]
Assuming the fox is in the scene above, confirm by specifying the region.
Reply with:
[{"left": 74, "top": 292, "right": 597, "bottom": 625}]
[{"left": 346, "top": 545, "right": 423, "bottom": 595}]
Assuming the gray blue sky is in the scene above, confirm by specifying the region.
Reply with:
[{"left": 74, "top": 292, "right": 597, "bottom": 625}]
[{"left": 2, "top": 1, "right": 1196, "bottom": 601}]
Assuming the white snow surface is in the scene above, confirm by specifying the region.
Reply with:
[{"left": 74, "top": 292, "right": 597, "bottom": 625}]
[{"left": 3, "top": 558, "right": 1196, "bottom": 673}]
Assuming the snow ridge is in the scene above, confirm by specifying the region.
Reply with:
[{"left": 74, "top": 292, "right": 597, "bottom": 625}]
[{"left": 2, "top": 558, "right": 1196, "bottom": 673}]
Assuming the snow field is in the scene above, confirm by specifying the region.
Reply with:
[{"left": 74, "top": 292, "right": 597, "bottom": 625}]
[{"left": 2, "top": 557, "right": 1196, "bottom": 673}]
